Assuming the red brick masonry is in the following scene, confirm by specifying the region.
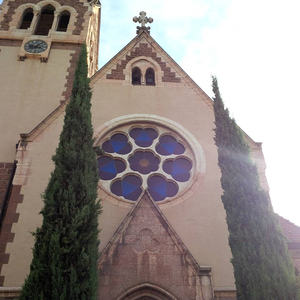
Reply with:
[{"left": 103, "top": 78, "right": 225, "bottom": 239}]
[
  {"left": 0, "top": 0, "right": 88, "bottom": 35},
  {"left": 0, "top": 185, "right": 23, "bottom": 286},
  {"left": 0, "top": 163, "right": 14, "bottom": 218},
  {"left": 98, "top": 192, "right": 213, "bottom": 300},
  {"left": 106, "top": 43, "right": 181, "bottom": 83},
  {"left": 278, "top": 215, "right": 300, "bottom": 274}
]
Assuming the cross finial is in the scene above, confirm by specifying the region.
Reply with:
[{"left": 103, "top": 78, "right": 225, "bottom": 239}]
[{"left": 133, "top": 11, "right": 153, "bottom": 34}]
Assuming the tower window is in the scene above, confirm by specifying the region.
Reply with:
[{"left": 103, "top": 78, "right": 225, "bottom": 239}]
[
  {"left": 57, "top": 11, "right": 70, "bottom": 32},
  {"left": 35, "top": 5, "right": 55, "bottom": 36},
  {"left": 19, "top": 8, "right": 34, "bottom": 30},
  {"left": 145, "top": 68, "right": 155, "bottom": 86},
  {"left": 132, "top": 67, "right": 141, "bottom": 85}
]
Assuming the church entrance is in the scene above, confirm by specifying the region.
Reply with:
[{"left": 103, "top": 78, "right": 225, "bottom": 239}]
[{"left": 118, "top": 283, "right": 177, "bottom": 300}]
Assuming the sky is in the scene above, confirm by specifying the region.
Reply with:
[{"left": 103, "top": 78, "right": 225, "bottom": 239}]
[
  {"left": 0, "top": 0, "right": 299, "bottom": 226},
  {"left": 98, "top": 0, "right": 300, "bottom": 226}
]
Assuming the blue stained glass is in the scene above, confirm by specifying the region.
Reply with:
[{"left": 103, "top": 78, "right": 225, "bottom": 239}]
[
  {"left": 122, "top": 180, "right": 138, "bottom": 196},
  {"left": 98, "top": 156, "right": 126, "bottom": 180},
  {"left": 161, "top": 142, "right": 176, "bottom": 155},
  {"left": 111, "top": 175, "right": 143, "bottom": 201},
  {"left": 100, "top": 161, "right": 116, "bottom": 174},
  {"left": 148, "top": 175, "right": 178, "bottom": 201},
  {"left": 102, "top": 133, "right": 132, "bottom": 154},
  {"left": 111, "top": 140, "right": 126, "bottom": 153},
  {"left": 156, "top": 135, "right": 185, "bottom": 156},
  {"left": 163, "top": 157, "right": 192, "bottom": 182},
  {"left": 130, "top": 128, "right": 158, "bottom": 147}
]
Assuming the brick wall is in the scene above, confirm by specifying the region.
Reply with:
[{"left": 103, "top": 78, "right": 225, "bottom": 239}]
[
  {"left": 0, "top": 163, "right": 14, "bottom": 219},
  {"left": 278, "top": 215, "right": 300, "bottom": 274}
]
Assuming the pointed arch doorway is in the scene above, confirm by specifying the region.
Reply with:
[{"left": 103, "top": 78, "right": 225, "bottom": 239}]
[{"left": 117, "top": 283, "right": 177, "bottom": 300}]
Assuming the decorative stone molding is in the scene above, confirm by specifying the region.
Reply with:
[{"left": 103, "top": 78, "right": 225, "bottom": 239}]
[
  {"left": 214, "top": 290, "right": 237, "bottom": 300},
  {"left": 0, "top": 287, "right": 21, "bottom": 299},
  {"left": 94, "top": 114, "right": 206, "bottom": 208},
  {"left": 98, "top": 192, "right": 214, "bottom": 300},
  {"left": 106, "top": 42, "right": 181, "bottom": 83}
]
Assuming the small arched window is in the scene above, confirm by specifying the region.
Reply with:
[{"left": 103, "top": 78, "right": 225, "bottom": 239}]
[
  {"left": 57, "top": 11, "right": 70, "bottom": 32},
  {"left": 132, "top": 67, "right": 141, "bottom": 85},
  {"left": 35, "top": 5, "right": 55, "bottom": 35},
  {"left": 19, "top": 8, "right": 34, "bottom": 29},
  {"left": 146, "top": 68, "right": 155, "bottom": 86}
]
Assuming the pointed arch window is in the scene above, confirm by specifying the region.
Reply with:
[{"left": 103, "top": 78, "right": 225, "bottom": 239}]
[
  {"left": 19, "top": 8, "right": 34, "bottom": 29},
  {"left": 57, "top": 11, "right": 70, "bottom": 32},
  {"left": 35, "top": 5, "right": 55, "bottom": 36},
  {"left": 145, "top": 68, "right": 155, "bottom": 86},
  {"left": 132, "top": 67, "right": 141, "bottom": 85}
]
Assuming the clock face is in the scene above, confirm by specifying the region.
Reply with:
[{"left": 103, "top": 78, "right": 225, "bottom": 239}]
[{"left": 24, "top": 40, "right": 48, "bottom": 54}]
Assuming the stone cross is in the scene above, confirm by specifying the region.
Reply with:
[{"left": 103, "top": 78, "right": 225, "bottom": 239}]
[{"left": 133, "top": 11, "right": 153, "bottom": 34}]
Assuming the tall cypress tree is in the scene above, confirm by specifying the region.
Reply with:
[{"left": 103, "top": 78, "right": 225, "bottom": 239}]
[
  {"left": 20, "top": 45, "right": 100, "bottom": 300},
  {"left": 212, "top": 76, "right": 299, "bottom": 300}
]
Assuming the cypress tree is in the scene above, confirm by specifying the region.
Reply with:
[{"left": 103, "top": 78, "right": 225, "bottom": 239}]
[
  {"left": 212, "top": 76, "right": 299, "bottom": 300},
  {"left": 20, "top": 45, "right": 100, "bottom": 300}
]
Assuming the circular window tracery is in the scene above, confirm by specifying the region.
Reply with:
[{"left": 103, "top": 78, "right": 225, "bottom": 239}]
[{"left": 97, "top": 122, "right": 196, "bottom": 203}]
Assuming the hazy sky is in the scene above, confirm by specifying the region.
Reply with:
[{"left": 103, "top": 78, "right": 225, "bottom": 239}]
[{"left": 1, "top": 0, "right": 299, "bottom": 226}]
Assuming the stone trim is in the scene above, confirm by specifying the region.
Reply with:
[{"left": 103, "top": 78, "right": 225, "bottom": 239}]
[
  {"left": 0, "top": 287, "right": 21, "bottom": 299},
  {"left": 0, "top": 0, "right": 88, "bottom": 35},
  {"left": 0, "top": 40, "right": 22, "bottom": 47},
  {"left": 117, "top": 283, "right": 177, "bottom": 300},
  {"left": 106, "top": 42, "right": 181, "bottom": 83},
  {"left": 58, "top": 43, "right": 81, "bottom": 103},
  {"left": 0, "top": 186, "right": 23, "bottom": 286},
  {"left": 214, "top": 290, "right": 237, "bottom": 300}
]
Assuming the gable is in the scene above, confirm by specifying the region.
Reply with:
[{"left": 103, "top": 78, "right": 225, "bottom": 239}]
[
  {"left": 90, "top": 31, "right": 213, "bottom": 109},
  {"left": 98, "top": 192, "right": 214, "bottom": 300}
]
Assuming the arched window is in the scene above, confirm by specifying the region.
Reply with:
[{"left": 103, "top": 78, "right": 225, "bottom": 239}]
[
  {"left": 132, "top": 67, "right": 141, "bottom": 85},
  {"left": 145, "top": 68, "right": 155, "bottom": 86},
  {"left": 56, "top": 11, "right": 70, "bottom": 32},
  {"left": 35, "top": 5, "right": 55, "bottom": 35},
  {"left": 19, "top": 8, "right": 34, "bottom": 29}
]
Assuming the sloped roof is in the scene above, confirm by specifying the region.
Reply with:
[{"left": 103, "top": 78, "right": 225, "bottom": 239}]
[{"left": 278, "top": 215, "right": 300, "bottom": 245}]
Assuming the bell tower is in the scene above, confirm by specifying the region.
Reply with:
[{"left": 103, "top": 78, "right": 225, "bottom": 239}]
[
  {"left": 0, "top": 0, "right": 100, "bottom": 289},
  {"left": 0, "top": 0, "right": 100, "bottom": 184}
]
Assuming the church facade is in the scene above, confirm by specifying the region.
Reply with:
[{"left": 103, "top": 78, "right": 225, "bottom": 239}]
[{"left": 0, "top": 1, "right": 299, "bottom": 299}]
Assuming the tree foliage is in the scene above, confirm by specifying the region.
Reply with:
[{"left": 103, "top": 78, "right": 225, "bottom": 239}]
[
  {"left": 212, "top": 76, "right": 299, "bottom": 300},
  {"left": 20, "top": 45, "right": 100, "bottom": 300}
]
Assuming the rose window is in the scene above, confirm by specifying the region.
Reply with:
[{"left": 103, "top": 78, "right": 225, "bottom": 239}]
[{"left": 97, "top": 123, "right": 195, "bottom": 202}]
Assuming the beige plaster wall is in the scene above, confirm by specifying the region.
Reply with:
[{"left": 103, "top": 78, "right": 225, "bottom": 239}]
[
  {"left": 2, "top": 112, "right": 64, "bottom": 286},
  {"left": 1, "top": 71, "right": 235, "bottom": 290},
  {"left": 3, "top": 78, "right": 235, "bottom": 289},
  {"left": 0, "top": 45, "right": 73, "bottom": 162},
  {"left": 91, "top": 81, "right": 235, "bottom": 290}
]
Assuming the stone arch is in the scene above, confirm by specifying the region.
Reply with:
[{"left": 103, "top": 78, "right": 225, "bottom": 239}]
[
  {"left": 55, "top": 6, "right": 77, "bottom": 34},
  {"left": 117, "top": 283, "right": 178, "bottom": 300},
  {"left": 18, "top": 7, "right": 34, "bottom": 29},
  {"left": 107, "top": 43, "right": 181, "bottom": 83},
  {"left": 125, "top": 56, "right": 162, "bottom": 86},
  {"left": 56, "top": 10, "right": 70, "bottom": 32},
  {"left": 34, "top": 4, "right": 55, "bottom": 35},
  {"left": 10, "top": 3, "right": 39, "bottom": 31},
  {"left": 35, "top": 0, "right": 60, "bottom": 11},
  {"left": 132, "top": 66, "right": 142, "bottom": 85}
]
